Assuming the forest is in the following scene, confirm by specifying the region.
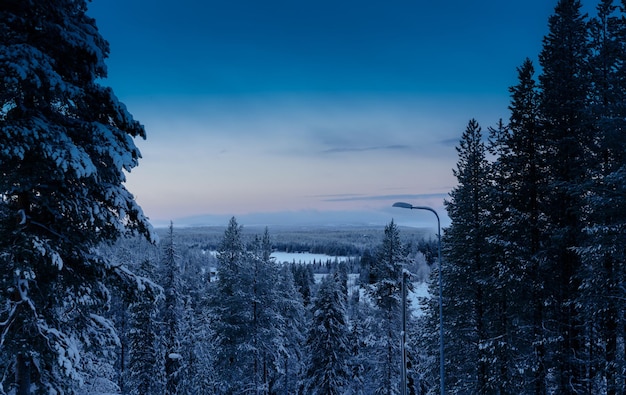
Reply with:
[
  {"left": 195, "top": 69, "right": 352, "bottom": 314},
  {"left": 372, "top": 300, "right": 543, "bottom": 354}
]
[
  {"left": 2, "top": 0, "right": 626, "bottom": 394},
  {"left": 74, "top": 219, "right": 433, "bottom": 395}
]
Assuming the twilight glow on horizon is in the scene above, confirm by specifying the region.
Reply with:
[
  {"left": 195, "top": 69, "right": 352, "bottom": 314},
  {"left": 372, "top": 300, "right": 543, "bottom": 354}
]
[{"left": 87, "top": 0, "right": 570, "bottom": 227}]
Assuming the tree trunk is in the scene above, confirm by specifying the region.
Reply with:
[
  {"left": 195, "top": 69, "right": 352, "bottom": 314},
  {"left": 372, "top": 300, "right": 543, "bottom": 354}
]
[{"left": 17, "top": 353, "right": 31, "bottom": 395}]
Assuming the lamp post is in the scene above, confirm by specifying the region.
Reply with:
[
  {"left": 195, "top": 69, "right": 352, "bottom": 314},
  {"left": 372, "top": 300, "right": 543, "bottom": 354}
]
[
  {"left": 392, "top": 202, "right": 444, "bottom": 395},
  {"left": 400, "top": 268, "right": 407, "bottom": 395}
]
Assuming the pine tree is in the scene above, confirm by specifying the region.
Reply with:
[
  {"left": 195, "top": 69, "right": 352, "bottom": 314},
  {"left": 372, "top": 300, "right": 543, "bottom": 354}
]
[
  {"left": 346, "top": 290, "right": 368, "bottom": 395},
  {"left": 161, "top": 223, "right": 182, "bottom": 395},
  {"left": 538, "top": 1, "right": 593, "bottom": 391},
  {"left": 127, "top": 259, "right": 164, "bottom": 395},
  {"left": 211, "top": 217, "right": 249, "bottom": 393},
  {"left": 0, "top": 1, "right": 153, "bottom": 393},
  {"left": 274, "top": 265, "right": 306, "bottom": 395},
  {"left": 211, "top": 220, "right": 291, "bottom": 394},
  {"left": 367, "top": 220, "right": 407, "bottom": 395},
  {"left": 247, "top": 228, "right": 283, "bottom": 394},
  {"left": 303, "top": 273, "right": 352, "bottom": 395},
  {"left": 440, "top": 119, "right": 492, "bottom": 393},
  {"left": 487, "top": 60, "right": 549, "bottom": 393},
  {"left": 292, "top": 263, "right": 315, "bottom": 307},
  {"left": 177, "top": 243, "right": 216, "bottom": 394},
  {"left": 579, "top": 1, "right": 626, "bottom": 393}
]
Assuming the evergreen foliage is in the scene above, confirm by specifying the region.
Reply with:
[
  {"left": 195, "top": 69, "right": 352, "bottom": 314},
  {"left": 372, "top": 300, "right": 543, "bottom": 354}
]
[
  {"left": 440, "top": 119, "right": 494, "bottom": 393},
  {"left": 160, "top": 223, "right": 182, "bottom": 395},
  {"left": 303, "top": 273, "right": 351, "bottom": 395},
  {"left": 274, "top": 265, "right": 306, "bottom": 395},
  {"left": 127, "top": 259, "right": 163, "bottom": 395},
  {"left": 177, "top": 240, "right": 216, "bottom": 394},
  {"left": 366, "top": 220, "right": 409, "bottom": 395},
  {"left": 0, "top": 0, "right": 153, "bottom": 393},
  {"left": 210, "top": 218, "right": 306, "bottom": 394},
  {"left": 419, "top": 1, "right": 626, "bottom": 393}
]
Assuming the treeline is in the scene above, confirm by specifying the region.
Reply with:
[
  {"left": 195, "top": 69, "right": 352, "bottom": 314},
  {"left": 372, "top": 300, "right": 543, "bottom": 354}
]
[
  {"left": 272, "top": 240, "right": 359, "bottom": 256},
  {"left": 153, "top": 225, "right": 431, "bottom": 258},
  {"left": 417, "top": 1, "right": 626, "bottom": 394}
]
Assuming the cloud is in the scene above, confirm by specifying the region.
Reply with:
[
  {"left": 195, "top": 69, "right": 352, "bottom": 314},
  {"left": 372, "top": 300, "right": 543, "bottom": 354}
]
[
  {"left": 321, "top": 144, "right": 411, "bottom": 154},
  {"left": 317, "top": 193, "right": 448, "bottom": 203}
]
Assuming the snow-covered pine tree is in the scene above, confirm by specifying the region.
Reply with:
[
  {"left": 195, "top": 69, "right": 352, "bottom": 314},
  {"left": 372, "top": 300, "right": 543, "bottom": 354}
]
[
  {"left": 0, "top": 1, "right": 154, "bottom": 393},
  {"left": 346, "top": 285, "right": 372, "bottom": 395},
  {"left": 538, "top": 1, "right": 593, "bottom": 391},
  {"left": 487, "top": 59, "right": 548, "bottom": 393},
  {"left": 177, "top": 241, "right": 216, "bottom": 394},
  {"left": 579, "top": 1, "right": 626, "bottom": 393},
  {"left": 292, "top": 263, "right": 315, "bottom": 308},
  {"left": 212, "top": 220, "right": 305, "bottom": 394},
  {"left": 127, "top": 259, "right": 164, "bottom": 395},
  {"left": 440, "top": 119, "right": 492, "bottom": 393},
  {"left": 366, "top": 220, "right": 407, "bottom": 395},
  {"left": 104, "top": 235, "right": 161, "bottom": 393},
  {"left": 274, "top": 265, "right": 306, "bottom": 395},
  {"left": 210, "top": 217, "right": 249, "bottom": 393},
  {"left": 303, "top": 273, "right": 351, "bottom": 395},
  {"left": 160, "top": 222, "right": 182, "bottom": 395},
  {"left": 247, "top": 228, "right": 283, "bottom": 394}
]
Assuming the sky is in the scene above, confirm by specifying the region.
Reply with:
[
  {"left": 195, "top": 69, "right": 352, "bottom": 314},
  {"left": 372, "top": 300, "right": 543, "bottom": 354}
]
[{"left": 86, "top": 0, "right": 593, "bottom": 228}]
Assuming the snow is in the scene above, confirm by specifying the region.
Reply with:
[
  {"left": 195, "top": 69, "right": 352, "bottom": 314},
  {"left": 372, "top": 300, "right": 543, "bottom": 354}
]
[
  {"left": 408, "top": 281, "right": 430, "bottom": 317},
  {"left": 313, "top": 272, "right": 432, "bottom": 317},
  {"left": 168, "top": 353, "right": 183, "bottom": 360},
  {"left": 32, "top": 238, "right": 64, "bottom": 270}
]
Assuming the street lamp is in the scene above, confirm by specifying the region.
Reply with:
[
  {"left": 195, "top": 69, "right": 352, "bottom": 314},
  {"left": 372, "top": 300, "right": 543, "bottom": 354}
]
[
  {"left": 392, "top": 202, "right": 444, "bottom": 395},
  {"left": 400, "top": 267, "right": 407, "bottom": 395}
]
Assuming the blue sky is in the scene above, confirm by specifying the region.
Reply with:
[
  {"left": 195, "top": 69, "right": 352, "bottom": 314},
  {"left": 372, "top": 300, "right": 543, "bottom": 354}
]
[{"left": 87, "top": 0, "right": 584, "bottom": 228}]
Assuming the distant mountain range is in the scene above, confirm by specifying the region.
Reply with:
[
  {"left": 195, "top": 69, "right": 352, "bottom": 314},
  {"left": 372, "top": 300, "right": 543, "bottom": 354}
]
[{"left": 148, "top": 208, "right": 447, "bottom": 231}]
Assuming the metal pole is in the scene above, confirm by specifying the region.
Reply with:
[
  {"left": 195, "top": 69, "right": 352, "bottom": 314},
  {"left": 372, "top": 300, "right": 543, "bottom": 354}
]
[
  {"left": 401, "top": 270, "right": 407, "bottom": 395},
  {"left": 392, "top": 202, "right": 444, "bottom": 395},
  {"left": 435, "top": 212, "right": 443, "bottom": 395}
]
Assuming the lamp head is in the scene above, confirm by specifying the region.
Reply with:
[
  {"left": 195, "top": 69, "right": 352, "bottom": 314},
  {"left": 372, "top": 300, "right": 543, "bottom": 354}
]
[{"left": 392, "top": 202, "right": 414, "bottom": 209}]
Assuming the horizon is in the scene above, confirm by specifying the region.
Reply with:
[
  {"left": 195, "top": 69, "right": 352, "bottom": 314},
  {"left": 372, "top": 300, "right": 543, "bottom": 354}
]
[{"left": 149, "top": 206, "right": 448, "bottom": 231}]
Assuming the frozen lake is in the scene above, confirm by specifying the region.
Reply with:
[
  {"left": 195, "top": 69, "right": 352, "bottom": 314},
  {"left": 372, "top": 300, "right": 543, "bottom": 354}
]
[{"left": 206, "top": 250, "right": 352, "bottom": 265}]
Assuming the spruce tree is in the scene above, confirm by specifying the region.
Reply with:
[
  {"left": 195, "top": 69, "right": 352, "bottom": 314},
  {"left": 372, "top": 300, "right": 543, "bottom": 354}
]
[
  {"left": 177, "top": 244, "right": 216, "bottom": 394},
  {"left": 127, "top": 259, "right": 164, "bottom": 395},
  {"left": 441, "top": 119, "right": 492, "bottom": 393},
  {"left": 580, "top": 1, "right": 626, "bottom": 393},
  {"left": 160, "top": 223, "right": 182, "bottom": 395},
  {"left": 292, "top": 263, "right": 314, "bottom": 307},
  {"left": 211, "top": 217, "right": 249, "bottom": 393},
  {"left": 303, "top": 273, "right": 351, "bottom": 395},
  {"left": 538, "top": 1, "right": 593, "bottom": 391},
  {"left": 247, "top": 228, "right": 282, "bottom": 394},
  {"left": 346, "top": 290, "right": 368, "bottom": 395},
  {"left": 0, "top": 1, "right": 153, "bottom": 393},
  {"left": 211, "top": 220, "right": 290, "bottom": 394},
  {"left": 366, "top": 220, "right": 407, "bottom": 395},
  {"left": 488, "top": 59, "right": 548, "bottom": 393},
  {"left": 274, "top": 265, "right": 306, "bottom": 395}
]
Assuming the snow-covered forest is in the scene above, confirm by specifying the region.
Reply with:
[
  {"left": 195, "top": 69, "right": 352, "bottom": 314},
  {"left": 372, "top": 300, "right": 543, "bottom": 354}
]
[
  {"left": 87, "top": 219, "right": 432, "bottom": 395},
  {"left": 3, "top": 0, "right": 626, "bottom": 394},
  {"left": 431, "top": 1, "right": 626, "bottom": 393}
]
